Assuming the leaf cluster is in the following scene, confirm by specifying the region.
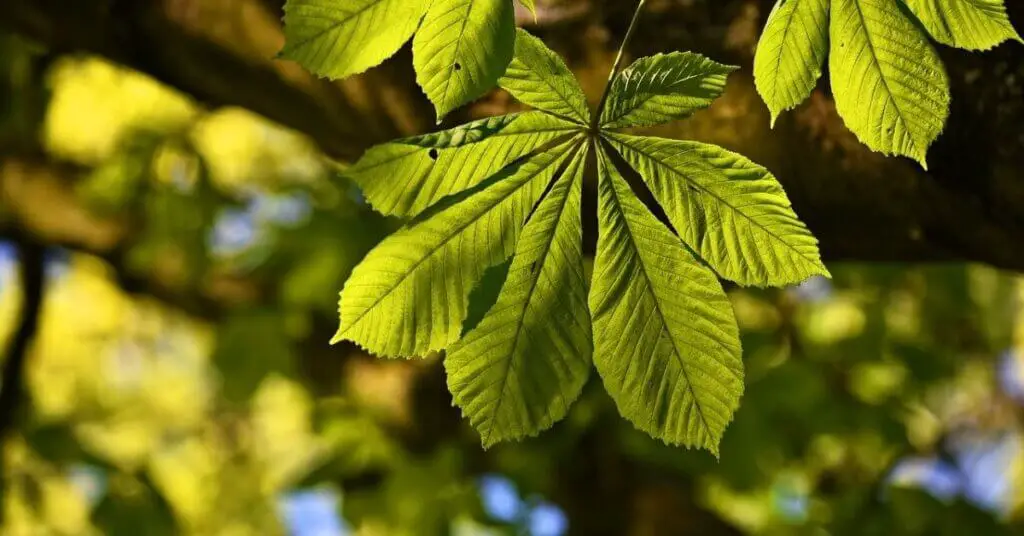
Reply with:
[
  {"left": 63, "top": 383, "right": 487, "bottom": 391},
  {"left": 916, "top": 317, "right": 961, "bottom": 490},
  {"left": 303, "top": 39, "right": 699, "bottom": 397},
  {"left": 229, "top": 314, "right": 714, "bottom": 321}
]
[{"left": 754, "top": 0, "right": 1021, "bottom": 166}]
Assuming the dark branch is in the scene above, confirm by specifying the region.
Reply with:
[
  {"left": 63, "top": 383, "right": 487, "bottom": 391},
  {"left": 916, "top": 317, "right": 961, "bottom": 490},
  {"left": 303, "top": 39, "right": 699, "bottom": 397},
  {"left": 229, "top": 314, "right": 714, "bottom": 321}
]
[
  {"left": 0, "top": 234, "right": 45, "bottom": 438},
  {"left": 0, "top": 231, "right": 46, "bottom": 520}
]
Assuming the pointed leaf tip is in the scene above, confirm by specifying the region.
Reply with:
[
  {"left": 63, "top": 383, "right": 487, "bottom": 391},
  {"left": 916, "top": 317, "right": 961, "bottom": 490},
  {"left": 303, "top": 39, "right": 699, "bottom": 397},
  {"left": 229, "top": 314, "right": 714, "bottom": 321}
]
[
  {"left": 829, "top": 0, "right": 949, "bottom": 163},
  {"left": 589, "top": 148, "right": 743, "bottom": 454}
]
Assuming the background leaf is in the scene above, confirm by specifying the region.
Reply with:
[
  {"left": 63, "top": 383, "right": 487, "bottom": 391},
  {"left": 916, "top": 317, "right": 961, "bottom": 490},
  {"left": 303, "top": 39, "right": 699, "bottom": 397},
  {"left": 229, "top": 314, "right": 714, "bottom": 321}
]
[{"left": 902, "top": 0, "right": 1023, "bottom": 51}]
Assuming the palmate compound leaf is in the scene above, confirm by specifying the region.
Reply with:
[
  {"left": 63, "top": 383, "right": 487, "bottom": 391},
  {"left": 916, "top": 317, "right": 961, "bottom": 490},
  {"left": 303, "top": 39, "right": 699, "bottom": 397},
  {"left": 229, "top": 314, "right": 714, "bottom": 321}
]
[
  {"left": 333, "top": 28, "right": 826, "bottom": 453},
  {"left": 754, "top": 0, "right": 830, "bottom": 126},
  {"left": 902, "top": 0, "right": 1023, "bottom": 51},
  {"left": 280, "top": 0, "right": 523, "bottom": 120},
  {"left": 333, "top": 137, "right": 584, "bottom": 357},
  {"left": 445, "top": 145, "right": 591, "bottom": 447},
  {"left": 590, "top": 147, "right": 743, "bottom": 454},
  {"left": 345, "top": 111, "right": 578, "bottom": 218},
  {"left": 605, "top": 133, "right": 829, "bottom": 287},
  {"left": 830, "top": 0, "right": 950, "bottom": 167}
]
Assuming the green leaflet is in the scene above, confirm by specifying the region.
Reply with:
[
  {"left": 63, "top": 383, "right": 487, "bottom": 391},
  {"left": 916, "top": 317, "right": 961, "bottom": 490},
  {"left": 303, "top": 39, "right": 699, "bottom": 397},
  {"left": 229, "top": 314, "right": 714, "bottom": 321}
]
[
  {"left": 599, "top": 53, "right": 736, "bottom": 129},
  {"left": 499, "top": 29, "right": 591, "bottom": 125},
  {"left": 590, "top": 148, "right": 743, "bottom": 455},
  {"left": 902, "top": 0, "right": 1023, "bottom": 50},
  {"left": 829, "top": 0, "right": 950, "bottom": 167},
  {"left": 333, "top": 138, "right": 581, "bottom": 357},
  {"left": 754, "top": 0, "right": 830, "bottom": 126},
  {"left": 445, "top": 146, "right": 591, "bottom": 447},
  {"left": 413, "top": 0, "right": 516, "bottom": 120},
  {"left": 605, "top": 133, "right": 829, "bottom": 287},
  {"left": 346, "top": 112, "right": 577, "bottom": 217},
  {"left": 280, "top": 0, "right": 427, "bottom": 79}
]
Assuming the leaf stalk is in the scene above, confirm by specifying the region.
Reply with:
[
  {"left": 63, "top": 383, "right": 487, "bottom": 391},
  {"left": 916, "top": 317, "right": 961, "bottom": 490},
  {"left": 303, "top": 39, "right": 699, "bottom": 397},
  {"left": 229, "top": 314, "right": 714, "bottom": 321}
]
[{"left": 591, "top": 0, "right": 649, "bottom": 133}]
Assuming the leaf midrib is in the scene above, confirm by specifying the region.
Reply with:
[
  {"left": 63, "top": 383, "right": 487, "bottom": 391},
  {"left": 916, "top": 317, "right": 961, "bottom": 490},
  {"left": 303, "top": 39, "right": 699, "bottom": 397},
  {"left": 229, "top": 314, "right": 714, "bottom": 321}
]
[
  {"left": 599, "top": 152, "right": 714, "bottom": 439},
  {"left": 848, "top": 0, "right": 917, "bottom": 153},
  {"left": 481, "top": 151, "right": 582, "bottom": 444},
  {"left": 286, "top": 0, "right": 386, "bottom": 51}
]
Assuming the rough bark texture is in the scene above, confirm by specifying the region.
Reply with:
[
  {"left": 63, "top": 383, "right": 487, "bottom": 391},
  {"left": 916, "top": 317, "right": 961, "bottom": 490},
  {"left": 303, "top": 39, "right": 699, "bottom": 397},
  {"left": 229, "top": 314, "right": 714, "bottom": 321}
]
[{"left": 3, "top": 0, "right": 1022, "bottom": 269}]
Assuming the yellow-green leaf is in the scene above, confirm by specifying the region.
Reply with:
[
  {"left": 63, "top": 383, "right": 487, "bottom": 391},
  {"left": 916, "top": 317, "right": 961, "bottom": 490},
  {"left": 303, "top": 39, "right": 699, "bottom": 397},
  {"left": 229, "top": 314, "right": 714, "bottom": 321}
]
[
  {"left": 589, "top": 147, "right": 744, "bottom": 455},
  {"left": 446, "top": 146, "right": 591, "bottom": 447},
  {"left": 754, "top": 0, "right": 830, "bottom": 125},
  {"left": 829, "top": 0, "right": 950, "bottom": 167},
  {"left": 903, "top": 0, "right": 1022, "bottom": 51},
  {"left": 413, "top": 0, "right": 516, "bottom": 120}
]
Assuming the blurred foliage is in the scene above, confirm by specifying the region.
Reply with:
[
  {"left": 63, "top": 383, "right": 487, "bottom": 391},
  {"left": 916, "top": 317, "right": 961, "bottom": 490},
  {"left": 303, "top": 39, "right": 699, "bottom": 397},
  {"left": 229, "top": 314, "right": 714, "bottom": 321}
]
[{"left": 1, "top": 26, "right": 1024, "bottom": 536}]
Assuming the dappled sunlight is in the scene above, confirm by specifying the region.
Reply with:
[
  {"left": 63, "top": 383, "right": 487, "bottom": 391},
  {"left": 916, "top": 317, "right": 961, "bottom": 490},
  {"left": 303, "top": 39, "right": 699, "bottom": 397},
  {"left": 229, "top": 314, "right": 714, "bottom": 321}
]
[{"left": 2, "top": 3, "right": 1024, "bottom": 533}]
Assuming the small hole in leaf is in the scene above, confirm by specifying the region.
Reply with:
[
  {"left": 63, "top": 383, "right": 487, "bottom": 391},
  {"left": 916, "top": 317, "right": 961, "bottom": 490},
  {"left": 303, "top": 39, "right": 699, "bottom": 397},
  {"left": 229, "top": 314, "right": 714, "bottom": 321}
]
[
  {"left": 454, "top": 63, "right": 462, "bottom": 71},
  {"left": 429, "top": 149, "right": 439, "bottom": 160}
]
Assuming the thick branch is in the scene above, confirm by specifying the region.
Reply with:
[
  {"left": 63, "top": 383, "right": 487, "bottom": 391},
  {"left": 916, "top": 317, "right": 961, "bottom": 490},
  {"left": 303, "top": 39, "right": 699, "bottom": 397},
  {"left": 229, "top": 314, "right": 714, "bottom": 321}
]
[{"left": 3, "top": 0, "right": 1023, "bottom": 270}]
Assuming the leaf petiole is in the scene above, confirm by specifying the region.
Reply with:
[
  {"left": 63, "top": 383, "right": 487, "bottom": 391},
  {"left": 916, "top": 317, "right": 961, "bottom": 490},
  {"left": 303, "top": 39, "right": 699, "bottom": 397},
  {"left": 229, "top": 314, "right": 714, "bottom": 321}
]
[{"left": 591, "top": 0, "right": 649, "bottom": 133}]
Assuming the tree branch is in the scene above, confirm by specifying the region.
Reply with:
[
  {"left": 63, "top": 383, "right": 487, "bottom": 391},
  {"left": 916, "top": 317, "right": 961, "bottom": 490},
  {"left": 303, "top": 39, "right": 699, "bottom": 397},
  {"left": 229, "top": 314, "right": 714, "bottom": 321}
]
[
  {"left": 0, "top": 231, "right": 46, "bottom": 519},
  {"left": 3, "top": 0, "right": 1023, "bottom": 271}
]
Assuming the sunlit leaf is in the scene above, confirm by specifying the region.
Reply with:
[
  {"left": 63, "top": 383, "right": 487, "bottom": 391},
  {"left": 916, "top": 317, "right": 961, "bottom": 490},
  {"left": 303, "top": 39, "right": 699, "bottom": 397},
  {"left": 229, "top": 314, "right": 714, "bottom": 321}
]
[
  {"left": 346, "top": 112, "right": 577, "bottom": 218},
  {"left": 606, "top": 133, "right": 828, "bottom": 286},
  {"left": 589, "top": 148, "right": 743, "bottom": 455},
  {"left": 445, "top": 146, "right": 591, "bottom": 447},
  {"left": 754, "top": 0, "right": 829, "bottom": 125},
  {"left": 600, "top": 52, "right": 736, "bottom": 129},
  {"left": 280, "top": 0, "right": 428, "bottom": 79},
  {"left": 903, "top": 0, "right": 1023, "bottom": 51},
  {"left": 499, "top": 29, "right": 590, "bottom": 124},
  {"left": 413, "top": 0, "right": 516, "bottom": 120}
]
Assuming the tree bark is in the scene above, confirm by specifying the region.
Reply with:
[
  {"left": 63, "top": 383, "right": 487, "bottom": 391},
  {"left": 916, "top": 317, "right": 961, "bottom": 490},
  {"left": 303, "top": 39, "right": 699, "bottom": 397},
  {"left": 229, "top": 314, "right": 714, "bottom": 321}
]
[{"left": 3, "top": 0, "right": 1022, "bottom": 270}]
